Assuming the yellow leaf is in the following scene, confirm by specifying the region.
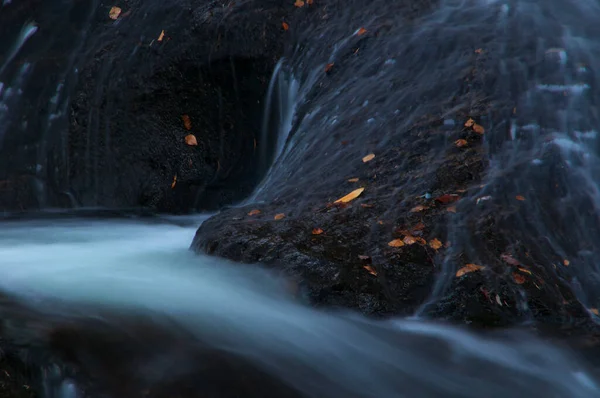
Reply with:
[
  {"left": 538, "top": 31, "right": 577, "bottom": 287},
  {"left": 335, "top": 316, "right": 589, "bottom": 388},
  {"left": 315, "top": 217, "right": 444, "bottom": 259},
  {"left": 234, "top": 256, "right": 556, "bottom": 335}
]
[
  {"left": 363, "top": 265, "right": 377, "bottom": 276},
  {"left": 312, "top": 228, "right": 324, "bottom": 235},
  {"left": 158, "top": 30, "right": 165, "bottom": 42},
  {"left": 518, "top": 267, "right": 532, "bottom": 275},
  {"left": 274, "top": 213, "right": 285, "bottom": 220},
  {"left": 171, "top": 175, "right": 177, "bottom": 189},
  {"left": 464, "top": 118, "right": 474, "bottom": 127},
  {"left": 294, "top": 0, "right": 305, "bottom": 7},
  {"left": 109, "top": 6, "right": 122, "bottom": 20},
  {"left": 248, "top": 209, "right": 261, "bottom": 216},
  {"left": 185, "top": 134, "right": 198, "bottom": 146},
  {"left": 362, "top": 153, "right": 375, "bottom": 163},
  {"left": 410, "top": 205, "right": 429, "bottom": 212},
  {"left": 347, "top": 178, "right": 359, "bottom": 182},
  {"left": 516, "top": 195, "right": 525, "bottom": 201},
  {"left": 472, "top": 123, "right": 485, "bottom": 134},
  {"left": 182, "top": 114, "right": 192, "bottom": 130},
  {"left": 454, "top": 139, "right": 468, "bottom": 147},
  {"left": 429, "top": 238, "right": 442, "bottom": 250},
  {"left": 455, "top": 263, "right": 485, "bottom": 277},
  {"left": 334, "top": 187, "right": 364, "bottom": 204},
  {"left": 388, "top": 239, "right": 405, "bottom": 247}
]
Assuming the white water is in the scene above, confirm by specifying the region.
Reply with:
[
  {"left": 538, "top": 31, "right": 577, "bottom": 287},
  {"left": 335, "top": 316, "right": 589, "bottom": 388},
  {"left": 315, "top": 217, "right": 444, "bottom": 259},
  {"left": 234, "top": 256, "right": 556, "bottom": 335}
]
[{"left": 0, "top": 217, "right": 599, "bottom": 397}]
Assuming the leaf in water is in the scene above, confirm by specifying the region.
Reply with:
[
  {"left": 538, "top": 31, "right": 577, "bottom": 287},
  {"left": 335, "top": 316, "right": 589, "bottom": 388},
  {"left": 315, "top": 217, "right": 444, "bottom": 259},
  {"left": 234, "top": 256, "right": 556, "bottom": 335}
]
[
  {"left": 109, "top": 6, "right": 122, "bottom": 20},
  {"left": 158, "top": 30, "right": 165, "bottom": 42},
  {"left": 363, "top": 265, "right": 377, "bottom": 276},
  {"left": 182, "top": 114, "right": 192, "bottom": 130},
  {"left": 171, "top": 175, "right": 177, "bottom": 189},
  {"left": 516, "top": 195, "right": 525, "bottom": 201},
  {"left": 347, "top": 178, "right": 359, "bottom": 182},
  {"left": 312, "top": 228, "right": 324, "bottom": 235},
  {"left": 357, "top": 27, "right": 367, "bottom": 36},
  {"left": 501, "top": 253, "right": 520, "bottom": 266},
  {"left": 513, "top": 273, "right": 526, "bottom": 284},
  {"left": 447, "top": 206, "right": 457, "bottom": 213},
  {"left": 403, "top": 236, "right": 417, "bottom": 245},
  {"left": 455, "top": 139, "right": 468, "bottom": 147},
  {"left": 294, "top": 0, "right": 305, "bottom": 7},
  {"left": 274, "top": 213, "right": 285, "bottom": 220},
  {"left": 410, "top": 205, "right": 429, "bottom": 212},
  {"left": 464, "top": 118, "right": 474, "bottom": 127},
  {"left": 325, "top": 63, "right": 334, "bottom": 73},
  {"left": 456, "top": 263, "right": 485, "bottom": 277},
  {"left": 185, "top": 134, "right": 198, "bottom": 146},
  {"left": 435, "top": 194, "right": 460, "bottom": 204},
  {"left": 472, "top": 124, "right": 485, "bottom": 134},
  {"left": 282, "top": 22, "right": 289, "bottom": 31},
  {"left": 429, "top": 238, "right": 442, "bottom": 250},
  {"left": 248, "top": 209, "right": 261, "bottom": 216},
  {"left": 362, "top": 153, "right": 375, "bottom": 163},
  {"left": 334, "top": 187, "right": 364, "bottom": 203},
  {"left": 388, "top": 239, "right": 405, "bottom": 247}
]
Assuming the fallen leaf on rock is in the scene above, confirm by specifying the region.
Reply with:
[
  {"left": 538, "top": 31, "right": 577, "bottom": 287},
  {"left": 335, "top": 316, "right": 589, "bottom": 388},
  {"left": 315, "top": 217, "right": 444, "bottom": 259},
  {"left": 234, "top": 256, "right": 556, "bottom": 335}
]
[
  {"left": 518, "top": 267, "right": 532, "bottom": 275},
  {"left": 513, "top": 273, "right": 526, "bottom": 284},
  {"left": 325, "top": 63, "right": 334, "bottom": 73},
  {"left": 464, "top": 118, "right": 474, "bottom": 127},
  {"left": 307, "top": 0, "right": 313, "bottom": 3},
  {"left": 591, "top": 308, "right": 599, "bottom": 315},
  {"left": 248, "top": 209, "right": 261, "bottom": 216},
  {"left": 347, "top": 178, "right": 359, "bottom": 182},
  {"left": 182, "top": 114, "right": 192, "bottom": 130},
  {"left": 109, "top": 6, "right": 122, "bottom": 20},
  {"left": 362, "top": 153, "right": 375, "bottom": 163},
  {"left": 358, "top": 255, "right": 370, "bottom": 260},
  {"left": 312, "top": 228, "right": 324, "bottom": 235},
  {"left": 429, "top": 238, "right": 442, "bottom": 250},
  {"left": 472, "top": 123, "right": 485, "bottom": 134},
  {"left": 410, "top": 205, "right": 429, "bottom": 212},
  {"left": 361, "top": 203, "right": 374, "bottom": 208},
  {"left": 516, "top": 195, "right": 526, "bottom": 201},
  {"left": 403, "top": 236, "right": 417, "bottom": 245},
  {"left": 282, "top": 22, "right": 289, "bottom": 31},
  {"left": 185, "top": 134, "right": 198, "bottom": 146},
  {"left": 274, "top": 213, "right": 285, "bottom": 220},
  {"left": 501, "top": 253, "right": 520, "bottom": 266},
  {"left": 415, "top": 237, "right": 427, "bottom": 245},
  {"left": 435, "top": 194, "right": 460, "bottom": 204},
  {"left": 363, "top": 265, "right": 377, "bottom": 276},
  {"left": 357, "top": 27, "right": 367, "bottom": 36},
  {"left": 456, "top": 263, "right": 485, "bottom": 277},
  {"left": 294, "top": 0, "right": 305, "bottom": 7},
  {"left": 388, "top": 239, "right": 405, "bottom": 247},
  {"left": 563, "top": 259, "right": 570, "bottom": 266},
  {"left": 171, "top": 175, "right": 177, "bottom": 189},
  {"left": 447, "top": 206, "right": 457, "bottom": 213},
  {"left": 455, "top": 139, "right": 468, "bottom": 147},
  {"left": 412, "top": 222, "right": 425, "bottom": 231},
  {"left": 158, "top": 30, "right": 165, "bottom": 42},
  {"left": 334, "top": 187, "right": 364, "bottom": 203}
]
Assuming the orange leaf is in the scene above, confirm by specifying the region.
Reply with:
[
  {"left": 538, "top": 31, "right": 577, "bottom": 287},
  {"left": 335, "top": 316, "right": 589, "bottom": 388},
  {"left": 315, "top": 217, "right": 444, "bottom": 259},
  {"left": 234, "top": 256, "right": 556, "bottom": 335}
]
[
  {"left": 282, "top": 22, "right": 289, "bottom": 31},
  {"left": 563, "top": 259, "right": 570, "bottom": 266},
  {"left": 412, "top": 222, "right": 426, "bottom": 231},
  {"left": 429, "top": 238, "right": 442, "bottom": 250},
  {"left": 464, "top": 118, "right": 474, "bottom": 127},
  {"left": 454, "top": 139, "right": 468, "bottom": 147},
  {"left": 171, "top": 175, "right": 177, "bottom": 189},
  {"left": 472, "top": 123, "right": 485, "bottom": 134},
  {"left": 185, "top": 134, "right": 198, "bottom": 146},
  {"left": 312, "top": 228, "right": 324, "bottom": 235},
  {"left": 513, "top": 273, "right": 526, "bottom": 284},
  {"left": 435, "top": 194, "right": 460, "bottom": 204},
  {"left": 591, "top": 308, "right": 599, "bottom": 315},
  {"left": 109, "top": 6, "right": 122, "bottom": 20},
  {"left": 516, "top": 195, "right": 525, "bottom": 201},
  {"left": 274, "top": 213, "right": 285, "bottom": 220},
  {"left": 357, "top": 27, "right": 367, "bottom": 36},
  {"left": 362, "top": 153, "right": 375, "bottom": 163},
  {"left": 158, "top": 30, "right": 165, "bottom": 42},
  {"left": 248, "top": 209, "right": 261, "bottom": 216},
  {"left": 388, "top": 239, "right": 405, "bottom": 247},
  {"left": 403, "top": 236, "right": 417, "bottom": 245},
  {"left": 415, "top": 237, "right": 427, "bottom": 245},
  {"left": 456, "top": 263, "right": 485, "bottom": 277},
  {"left": 363, "top": 265, "right": 377, "bottom": 276},
  {"left": 294, "top": 0, "right": 305, "bottom": 7},
  {"left": 182, "top": 114, "right": 192, "bottom": 130},
  {"left": 325, "top": 63, "right": 334, "bottom": 73},
  {"left": 334, "top": 187, "right": 364, "bottom": 204},
  {"left": 410, "top": 205, "right": 429, "bottom": 212},
  {"left": 307, "top": 0, "right": 313, "bottom": 3},
  {"left": 447, "top": 206, "right": 457, "bottom": 213},
  {"left": 347, "top": 178, "right": 359, "bottom": 182}
]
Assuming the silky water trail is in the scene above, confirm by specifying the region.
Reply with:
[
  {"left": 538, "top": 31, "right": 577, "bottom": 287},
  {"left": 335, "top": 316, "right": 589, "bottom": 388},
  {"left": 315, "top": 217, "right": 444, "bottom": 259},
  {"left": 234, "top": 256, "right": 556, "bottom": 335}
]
[{"left": 1, "top": 0, "right": 600, "bottom": 397}]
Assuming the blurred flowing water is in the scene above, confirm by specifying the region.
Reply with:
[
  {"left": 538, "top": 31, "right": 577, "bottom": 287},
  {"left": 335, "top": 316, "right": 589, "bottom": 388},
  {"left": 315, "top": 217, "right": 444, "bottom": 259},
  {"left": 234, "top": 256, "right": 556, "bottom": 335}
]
[{"left": 2, "top": 0, "right": 600, "bottom": 397}]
